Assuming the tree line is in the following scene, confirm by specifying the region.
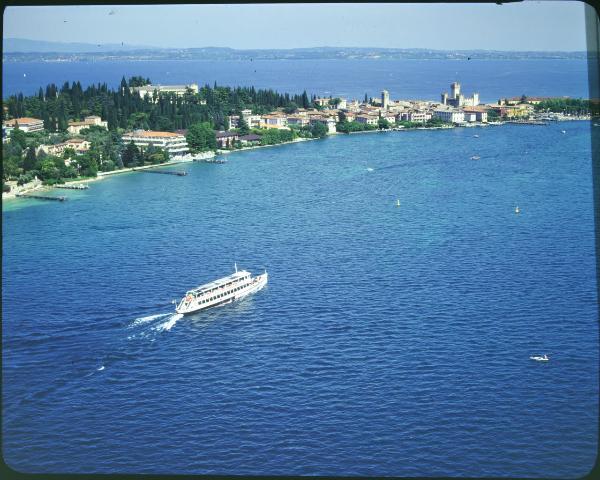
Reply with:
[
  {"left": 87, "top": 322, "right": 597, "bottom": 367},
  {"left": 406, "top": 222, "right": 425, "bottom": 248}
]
[{"left": 4, "top": 76, "right": 317, "bottom": 133}]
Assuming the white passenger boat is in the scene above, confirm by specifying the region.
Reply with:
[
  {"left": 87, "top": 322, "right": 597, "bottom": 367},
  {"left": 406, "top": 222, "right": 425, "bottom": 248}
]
[{"left": 176, "top": 264, "right": 268, "bottom": 315}]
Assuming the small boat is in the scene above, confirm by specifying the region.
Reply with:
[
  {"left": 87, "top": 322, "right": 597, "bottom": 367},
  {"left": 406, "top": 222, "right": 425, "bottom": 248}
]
[
  {"left": 530, "top": 354, "right": 549, "bottom": 362},
  {"left": 561, "top": 130, "right": 566, "bottom": 134},
  {"left": 176, "top": 264, "right": 268, "bottom": 315},
  {"left": 515, "top": 206, "right": 520, "bottom": 214},
  {"left": 396, "top": 199, "right": 401, "bottom": 207},
  {"left": 470, "top": 155, "right": 480, "bottom": 160},
  {"left": 366, "top": 167, "right": 374, "bottom": 172},
  {"left": 473, "top": 134, "right": 479, "bottom": 138}
]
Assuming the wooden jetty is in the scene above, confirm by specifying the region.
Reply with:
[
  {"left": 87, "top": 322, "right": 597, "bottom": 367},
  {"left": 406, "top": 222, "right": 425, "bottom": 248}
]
[
  {"left": 54, "top": 184, "right": 89, "bottom": 190},
  {"left": 134, "top": 168, "right": 187, "bottom": 176},
  {"left": 16, "top": 193, "right": 66, "bottom": 202}
]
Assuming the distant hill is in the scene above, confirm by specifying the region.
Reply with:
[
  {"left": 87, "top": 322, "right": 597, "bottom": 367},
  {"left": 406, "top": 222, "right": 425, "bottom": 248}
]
[
  {"left": 3, "top": 38, "right": 157, "bottom": 53},
  {"left": 2, "top": 39, "right": 589, "bottom": 60}
]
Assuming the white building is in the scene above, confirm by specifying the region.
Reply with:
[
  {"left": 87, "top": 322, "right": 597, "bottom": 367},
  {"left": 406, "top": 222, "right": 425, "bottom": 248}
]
[
  {"left": 3, "top": 117, "right": 45, "bottom": 133},
  {"left": 260, "top": 114, "right": 288, "bottom": 129},
  {"left": 398, "top": 111, "right": 431, "bottom": 123},
  {"left": 132, "top": 83, "right": 199, "bottom": 98},
  {"left": 122, "top": 130, "right": 189, "bottom": 156},
  {"left": 309, "top": 116, "right": 337, "bottom": 133},
  {"left": 355, "top": 114, "right": 379, "bottom": 126},
  {"left": 434, "top": 108, "right": 465, "bottom": 124}
]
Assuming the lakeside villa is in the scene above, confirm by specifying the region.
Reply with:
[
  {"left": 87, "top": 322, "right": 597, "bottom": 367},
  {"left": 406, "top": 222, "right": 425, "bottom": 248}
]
[{"left": 121, "top": 130, "right": 190, "bottom": 156}]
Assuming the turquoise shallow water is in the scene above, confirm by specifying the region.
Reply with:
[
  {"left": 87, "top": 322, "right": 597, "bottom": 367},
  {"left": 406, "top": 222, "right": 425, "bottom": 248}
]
[{"left": 2, "top": 122, "right": 598, "bottom": 476}]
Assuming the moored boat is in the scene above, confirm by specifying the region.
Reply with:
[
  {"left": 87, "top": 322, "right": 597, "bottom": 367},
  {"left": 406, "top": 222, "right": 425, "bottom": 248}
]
[{"left": 176, "top": 264, "right": 268, "bottom": 315}]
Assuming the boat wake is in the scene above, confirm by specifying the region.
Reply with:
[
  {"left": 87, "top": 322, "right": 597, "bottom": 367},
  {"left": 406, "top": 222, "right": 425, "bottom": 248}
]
[
  {"left": 153, "top": 313, "right": 183, "bottom": 332},
  {"left": 129, "top": 312, "right": 171, "bottom": 327}
]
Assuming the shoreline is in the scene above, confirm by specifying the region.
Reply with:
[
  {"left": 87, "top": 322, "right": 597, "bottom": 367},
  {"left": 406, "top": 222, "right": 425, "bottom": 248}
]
[
  {"left": 2, "top": 151, "right": 214, "bottom": 202},
  {"left": 3, "top": 118, "right": 590, "bottom": 204}
]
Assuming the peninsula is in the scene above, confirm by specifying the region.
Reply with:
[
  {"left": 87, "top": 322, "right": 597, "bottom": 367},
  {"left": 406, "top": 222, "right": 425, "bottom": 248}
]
[{"left": 2, "top": 76, "right": 592, "bottom": 199}]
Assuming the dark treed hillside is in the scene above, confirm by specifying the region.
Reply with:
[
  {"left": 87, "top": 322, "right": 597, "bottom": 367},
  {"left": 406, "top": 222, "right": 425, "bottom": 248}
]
[{"left": 3, "top": 76, "right": 315, "bottom": 132}]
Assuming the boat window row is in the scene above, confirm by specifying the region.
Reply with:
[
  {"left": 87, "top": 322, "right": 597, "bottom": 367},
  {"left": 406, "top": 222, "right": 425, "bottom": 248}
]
[{"left": 199, "top": 284, "right": 248, "bottom": 304}]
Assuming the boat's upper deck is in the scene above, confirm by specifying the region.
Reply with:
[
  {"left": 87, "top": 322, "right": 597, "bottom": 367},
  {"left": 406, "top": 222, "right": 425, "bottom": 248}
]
[{"left": 186, "top": 270, "right": 251, "bottom": 296}]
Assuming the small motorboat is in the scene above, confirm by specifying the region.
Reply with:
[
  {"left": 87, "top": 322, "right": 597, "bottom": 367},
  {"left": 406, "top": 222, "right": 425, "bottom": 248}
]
[
  {"left": 515, "top": 206, "right": 520, "bottom": 214},
  {"left": 530, "top": 354, "right": 549, "bottom": 362},
  {"left": 561, "top": 130, "right": 566, "bottom": 134},
  {"left": 473, "top": 134, "right": 479, "bottom": 138},
  {"left": 366, "top": 167, "right": 374, "bottom": 172},
  {"left": 396, "top": 199, "right": 401, "bottom": 207},
  {"left": 470, "top": 155, "right": 480, "bottom": 160}
]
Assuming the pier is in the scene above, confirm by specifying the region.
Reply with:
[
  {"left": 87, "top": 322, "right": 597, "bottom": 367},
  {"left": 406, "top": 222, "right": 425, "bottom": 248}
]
[
  {"left": 134, "top": 168, "right": 187, "bottom": 176},
  {"left": 54, "top": 184, "right": 89, "bottom": 190},
  {"left": 16, "top": 193, "right": 66, "bottom": 202},
  {"left": 507, "top": 120, "right": 548, "bottom": 125},
  {"left": 197, "top": 158, "right": 227, "bottom": 164}
]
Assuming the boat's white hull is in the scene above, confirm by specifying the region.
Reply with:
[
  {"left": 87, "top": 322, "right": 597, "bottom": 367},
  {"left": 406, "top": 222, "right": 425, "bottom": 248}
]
[{"left": 176, "top": 272, "right": 268, "bottom": 315}]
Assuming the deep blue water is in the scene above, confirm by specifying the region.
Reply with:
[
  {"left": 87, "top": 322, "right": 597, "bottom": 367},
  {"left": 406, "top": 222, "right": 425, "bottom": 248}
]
[
  {"left": 2, "top": 122, "right": 598, "bottom": 476},
  {"left": 2, "top": 58, "right": 591, "bottom": 102}
]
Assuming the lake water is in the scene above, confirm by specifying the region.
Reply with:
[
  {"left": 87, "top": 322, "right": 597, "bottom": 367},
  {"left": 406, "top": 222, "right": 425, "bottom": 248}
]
[
  {"left": 2, "top": 121, "right": 598, "bottom": 476},
  {"left": 2, "top": 58, "right": 591, "bottom": 102}
]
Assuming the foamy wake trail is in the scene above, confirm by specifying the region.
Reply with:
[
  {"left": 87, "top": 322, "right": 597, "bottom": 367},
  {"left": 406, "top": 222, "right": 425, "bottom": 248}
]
[
  {"left": 130, "top": 312, "right": 171, "bottom": 327},
  {"left": 154, "top": 313, "right": 183, "bottom": 332}
]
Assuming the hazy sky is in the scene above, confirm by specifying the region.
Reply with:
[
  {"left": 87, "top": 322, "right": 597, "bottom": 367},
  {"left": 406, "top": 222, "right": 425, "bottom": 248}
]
[{"left": 3, "top": 2, "right": 589, "bottom": 51}]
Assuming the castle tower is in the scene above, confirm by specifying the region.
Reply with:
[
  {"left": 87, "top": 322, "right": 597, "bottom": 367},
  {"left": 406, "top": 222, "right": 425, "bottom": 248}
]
[
  {"left": 382, "top": 90, "right": 390, "bottom": 110},
  {"left": 472, "top": 93, "right": 480, "bottom": 106},
  {"left": 441, "top": 92, "right": 448, "bottom": 105},
  {"left": 451, "top": 82, "right": 461, "bottom": 99}
]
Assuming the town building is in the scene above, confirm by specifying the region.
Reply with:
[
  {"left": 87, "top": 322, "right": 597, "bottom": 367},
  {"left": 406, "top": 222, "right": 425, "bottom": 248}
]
[
  {"left": 215, "top": 131, "right": 240, "bottom": 148},
  {"left": 131, "top": 83, "right": 199, "bottom": 98},
  {"left": 346, "top": 100, "right": 361, "bottom": 112},
  {"left": 309, "top": 116, "right": 337, "bottom": 133},
  {"left": 441, "top": 82, "right": 479, "bottom": 108},
  {"left": 3, "top": 117, "right": 45, "bottom": 133},
  {"left": 355, "top": 114, "right": 379, "bottom": 126},
  {"left": 498, "top": 96, "right": 550, "bottom": 106},
  {"left": 398, "top": 110, "right": 431, "bottom": 123},
  {"left": 286, "top": 115, "right": 310, "bottom": 127},
  {"left": 241, "top": 110, "right": 262, "bottom": 128},
  {"left": 239, "top": 134, "right": 261, "bottom": 146},
  {"left": 381, "top": 112, "right": 397, "bottom": 123},
  {"left": 487, "top": 104, "right": 532, "bottom": 119},
  {"left": 260, "top": 114, "right": 288, "bottom": 129},
  {"left": 313, "top": 97, "right": 331, "bottom": 107},
  {"left": 37, "top": 138, "right": 92, "bottom": 156},
  {"left": 462, "top": 106, "right": 488, "bottom": 122},
  {"left": 122, "top": 130, "right": 189, "bottom": 156},
  {"left": 433, "top": 107, "right": 465, "bottom": 123},
  {"left": 382, "top": 90, "right": 390, "bottom": 110},
  {"left": 67, "top": 115, "right": 108, "bottom": 135}
]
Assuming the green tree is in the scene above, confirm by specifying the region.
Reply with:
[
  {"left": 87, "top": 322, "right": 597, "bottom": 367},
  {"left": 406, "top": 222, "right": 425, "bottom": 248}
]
[
  {"left": 186, "top": 122, "right": 217, "bottom": 152},
  {"left": 23, "top": 146, "right": 38, "bottom": 172},
  {"left": 378, "top": 118, "right": 391, "bottom": 129},
  {"left": 10, "top": 127, "right": 28, "bottom": 150},
  {"left": 237, "top": 116, "right": 250, "bottom": 135},
  {"left": 122, "top": 141, "right": 140, "bottom": 167},
  {"left": 39, "top": 158, "right": 60, "bottom": 181},
  {"left": 310, "top": 122, "right": 328, "bottom": 138},
  {"left": 76, "top": 154, "right": 98, "bottom": 177}
]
